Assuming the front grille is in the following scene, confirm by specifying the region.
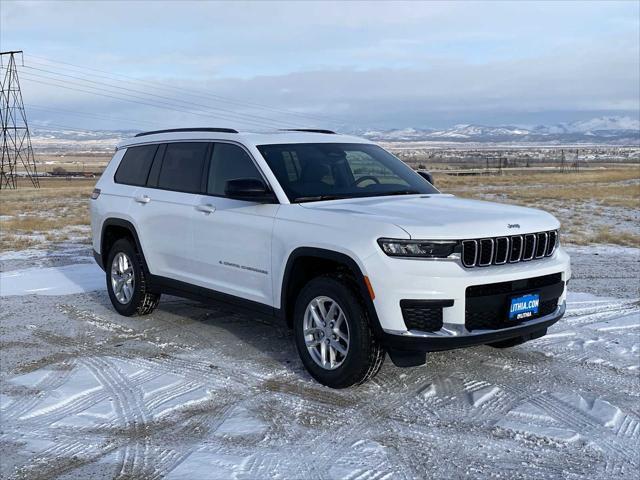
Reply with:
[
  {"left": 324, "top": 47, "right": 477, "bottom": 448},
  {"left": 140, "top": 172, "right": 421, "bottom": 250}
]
[
  {"left": 461, "top": 230, "right": 558, "bottom": 268},
  {"left": 400, "top": 301, "right": 448, "bottom": 331}
]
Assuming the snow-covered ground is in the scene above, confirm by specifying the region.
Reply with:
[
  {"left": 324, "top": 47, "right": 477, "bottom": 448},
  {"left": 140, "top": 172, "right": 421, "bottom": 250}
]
[{"left": 0, "top": 244, "right": 638, "bottom": 479}]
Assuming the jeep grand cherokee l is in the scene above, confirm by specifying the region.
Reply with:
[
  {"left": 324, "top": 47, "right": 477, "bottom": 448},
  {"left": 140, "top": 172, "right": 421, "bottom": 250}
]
[{"left": 90, "top": 128, "right": 571, "bottom": 388}]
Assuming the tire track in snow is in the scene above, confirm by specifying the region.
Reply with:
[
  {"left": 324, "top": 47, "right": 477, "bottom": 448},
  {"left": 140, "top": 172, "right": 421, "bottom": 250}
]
[
  {"left": 3, "top": 360, "right": 77, "bottom": 420},
  {"left": 83, "top": 357, "right": 152, "bottom": 479},
  {"left": 16, "top": 368, "right": 158, "bottom": 429},
  {"left": 527, "top": 393, "right": 639, "bottom": 473}
]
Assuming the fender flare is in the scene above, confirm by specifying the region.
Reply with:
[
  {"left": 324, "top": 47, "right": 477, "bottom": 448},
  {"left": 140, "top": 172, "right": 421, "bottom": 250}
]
[
  {"left": 99, "top": 218, "right": 148, "bottom": 272},
  {"left": 279, "top": 247, "right": 384, "bottom": 336}
]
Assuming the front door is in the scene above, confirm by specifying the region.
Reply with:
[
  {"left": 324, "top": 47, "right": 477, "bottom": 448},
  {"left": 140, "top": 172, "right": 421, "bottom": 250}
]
[{"left": 191, "top": 142, "right": 278, "bottom": 306}]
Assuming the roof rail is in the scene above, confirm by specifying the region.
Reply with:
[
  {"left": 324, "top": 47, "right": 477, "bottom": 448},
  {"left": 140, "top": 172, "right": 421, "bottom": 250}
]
[
  {"left": 134, "top": 127, "right": 238, "bottom": 137},
  {"left": 281, "top": 128, "right": 336, "bottom": 134}
]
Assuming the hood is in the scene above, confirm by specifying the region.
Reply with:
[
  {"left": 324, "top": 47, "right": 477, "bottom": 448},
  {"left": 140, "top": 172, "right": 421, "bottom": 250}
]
[{"left": 300, "top": 194, "right": 559, "bottom": 239}]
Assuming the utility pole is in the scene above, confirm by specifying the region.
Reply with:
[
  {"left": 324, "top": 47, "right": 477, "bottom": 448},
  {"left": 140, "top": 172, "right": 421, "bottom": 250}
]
[
  {"left": 559, "top": 149, "right": 566, "bottom": 174},
  {"left": 1, "top": 51, "right": 40, "bottom": 189},
  {"left": 572, "top": 149, "right": 580, "bottom": 173}
]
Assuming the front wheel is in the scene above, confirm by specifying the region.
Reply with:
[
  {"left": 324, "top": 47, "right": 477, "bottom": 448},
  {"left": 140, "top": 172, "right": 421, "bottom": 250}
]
[{"left": 293, "top": 276, "right": 384, "bottom": 388}]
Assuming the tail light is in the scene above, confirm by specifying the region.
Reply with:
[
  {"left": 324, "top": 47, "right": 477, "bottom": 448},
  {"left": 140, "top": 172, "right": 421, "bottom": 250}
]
[{"left": 91, "top": 188, "right": 101, "bottom": 200}]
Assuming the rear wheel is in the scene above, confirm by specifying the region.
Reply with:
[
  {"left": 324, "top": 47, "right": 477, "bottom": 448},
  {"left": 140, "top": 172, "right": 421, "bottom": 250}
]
[
  {"left": 293, "top": 275, "right": 384, "bottom": 388},
  {"left": 106, "top": 238, "right": 160, "bottom": 316}
]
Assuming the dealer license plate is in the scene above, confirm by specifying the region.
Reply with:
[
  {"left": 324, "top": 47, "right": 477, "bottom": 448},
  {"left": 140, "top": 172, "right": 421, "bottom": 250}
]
[{"left": 509, "top": 293, "right": 540, "bottom": 321}]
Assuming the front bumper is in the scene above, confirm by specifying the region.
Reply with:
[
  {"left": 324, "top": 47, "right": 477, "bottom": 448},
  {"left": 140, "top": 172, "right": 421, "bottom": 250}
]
[
  {"left": 364, "top": 245, "right": 571, "bottom": 333},
  {"left": 381, "top": 301, "right": 565, "bottom": 352}
]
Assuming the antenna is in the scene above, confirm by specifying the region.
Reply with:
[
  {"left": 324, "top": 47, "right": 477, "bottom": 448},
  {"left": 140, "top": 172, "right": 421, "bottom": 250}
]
[{"left": 1, "top": 51, "right": 40, "bottom": 189}]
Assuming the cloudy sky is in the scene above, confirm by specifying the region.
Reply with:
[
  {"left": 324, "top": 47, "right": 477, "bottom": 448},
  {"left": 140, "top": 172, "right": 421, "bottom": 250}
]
[{"left": 1, "top": 0, "right": 639, "bottom": 131}]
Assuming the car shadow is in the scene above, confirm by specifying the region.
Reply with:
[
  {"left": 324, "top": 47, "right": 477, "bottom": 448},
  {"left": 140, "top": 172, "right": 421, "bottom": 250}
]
[{"left": 84, "top": 289, "right": 309, "bottom": 379}]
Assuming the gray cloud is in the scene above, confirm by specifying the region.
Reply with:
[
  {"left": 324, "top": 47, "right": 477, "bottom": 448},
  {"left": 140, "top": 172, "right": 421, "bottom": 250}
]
[{"left": 3, "top": 1, "right": 638, "bottom": 129}]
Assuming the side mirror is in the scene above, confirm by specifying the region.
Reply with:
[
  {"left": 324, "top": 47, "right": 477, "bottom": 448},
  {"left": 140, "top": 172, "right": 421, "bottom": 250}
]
[
  {"left": 416, "top": 170, "right": 435, "bottom": 186},
  {"left": 225, "top": 178, "right": 277, "bottom": 203}
]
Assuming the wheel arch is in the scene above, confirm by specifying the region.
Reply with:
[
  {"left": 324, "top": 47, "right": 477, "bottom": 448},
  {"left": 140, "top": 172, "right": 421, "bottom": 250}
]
[
  {"left": 99, "top": 218, "right": 147, "bottom": 272},
  {"left": 279, "top": 247, "right": 383, "bottom": 335}
]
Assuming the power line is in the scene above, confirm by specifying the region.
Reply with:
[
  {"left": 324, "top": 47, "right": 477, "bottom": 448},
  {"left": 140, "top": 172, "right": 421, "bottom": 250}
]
[
  {"left": 25, "top": 104, "right": 166, "bottom": 129},
  {"left": 18, "top": 73, "right": 287, "bottom": 130},
  {"left": 24, "top": 53, "right": 340, "bottom": 125},
  {"left": 21, "top": 64, "right": 301, "bottom": 128},
  {"left": 15, "top": 68, "right": 293, "bottom": 129}
]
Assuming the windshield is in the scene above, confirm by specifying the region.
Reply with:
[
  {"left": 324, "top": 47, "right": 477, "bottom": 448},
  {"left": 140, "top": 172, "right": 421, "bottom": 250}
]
[{"left": 257, "top": 143, "right": 438, "bottom": 202}]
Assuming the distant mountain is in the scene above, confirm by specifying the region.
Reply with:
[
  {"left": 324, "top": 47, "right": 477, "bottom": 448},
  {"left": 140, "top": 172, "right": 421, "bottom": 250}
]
[
  {"left": 562, "top": 116, "right": 640, "bottom": 133},
  {"left": 362, "top": 116, "right": 640, "bottom": 144},
  {"left": 30, "top": 127, "right": 136, "bottom": 153},
  {"left": 27, "top": 116, "right": 640, "bottom": 153},
  {"left": 32, "top": 127, "right": 138, "bottom": 141}
]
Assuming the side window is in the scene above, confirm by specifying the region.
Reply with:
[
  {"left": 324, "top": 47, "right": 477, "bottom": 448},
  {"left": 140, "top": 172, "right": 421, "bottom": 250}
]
[
  {"left": 114, "top": 144, "right": 158, "bottom": 186},
  {"left": 207, "top": 143, "right": 262, "bottom": 196},
  {"left": 156, "top": 142, "right": 208, "bottom": 193}
]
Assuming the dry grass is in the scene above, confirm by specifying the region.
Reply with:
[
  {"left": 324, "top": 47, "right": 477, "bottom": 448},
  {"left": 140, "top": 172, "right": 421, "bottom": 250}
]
[
  {"left": 1, "top": 234, "right": 40, "bottom": 251},
  {"left": 437, "top": 168, "right": 639, "bottom": 208},
  {"left": 434, "top": 168, "right": 638, "bottom": 189},
  {"left": 560, "top": 226, "right": 640, "bottom": 247},
  {"left": 585, "top": 227, "right": 640, "bottom": 247},
  {"left": 0, "top": 178, "right": 95, "bottom": 252},
  {"left": 0, "top": 168, "right": 638, "bottom": 252},
  {"left": 437, "top": 167, "right": 640, "bottom": 247}
]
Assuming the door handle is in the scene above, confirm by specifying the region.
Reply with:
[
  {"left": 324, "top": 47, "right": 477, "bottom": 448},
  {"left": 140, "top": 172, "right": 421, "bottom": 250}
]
[
  {"left": 134, "top": 195, "right": 150, "bottom": 204},
  {"left": 196, "top": 204, "right": 216, "bottom": 214}
]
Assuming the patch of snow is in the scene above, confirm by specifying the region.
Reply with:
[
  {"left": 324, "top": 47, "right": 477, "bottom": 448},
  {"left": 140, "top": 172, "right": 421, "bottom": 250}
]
[
  {"left": 166, "top": 450, "right": 250, "bottom": 480},
  {"left": 215, "top": 406, "right": 267, "bottom": 436},
  {"left": 496, "top": 420, "right": 582, "bottom": 444},
  {"left": 0, "top": 249, "right": 51, "bottom": 261},
  {"left": 20, "top": 365, "right": 103, "bottom": 421},
  {"left": 9, "top": 368, "right": 57, "bottom": 388},
  {"left": 0, "top": 263, "right": 103, "bottom": 296},
  {"left": 467, "top": 385, "right": 501, "bottom": 408},
  {"left": 553, "top": 393, "right": 623, "bottom": 429}
]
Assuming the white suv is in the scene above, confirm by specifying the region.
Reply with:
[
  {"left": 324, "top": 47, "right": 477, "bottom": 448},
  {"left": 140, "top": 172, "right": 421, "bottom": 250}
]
[{"left": 90, "top": 128, "right": 571, "bottom": 388}]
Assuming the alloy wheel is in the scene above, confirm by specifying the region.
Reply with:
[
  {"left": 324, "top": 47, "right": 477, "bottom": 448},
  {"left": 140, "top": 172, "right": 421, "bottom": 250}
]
[
  {"left": 110, "top": 252, "right": 135, "bottom": 304},
  {"left": 303, "top": 296, "right": 350, "bottom": 370}
]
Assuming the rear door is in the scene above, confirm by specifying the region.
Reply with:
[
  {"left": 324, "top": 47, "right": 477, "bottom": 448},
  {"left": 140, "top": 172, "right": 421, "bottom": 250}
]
[
  {"left": 191, "top": 142, "right": 278, "bottom": 306},
  {"left": 133, "top": 141, "right": 209, "bottom": 284},
  {"left": 108, "top": 144, "right": 158, "bottom": 244}
]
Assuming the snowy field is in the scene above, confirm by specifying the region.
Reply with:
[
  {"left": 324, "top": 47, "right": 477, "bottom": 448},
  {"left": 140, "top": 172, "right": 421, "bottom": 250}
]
[{"left": 0, "top": 244, "right": 638, "bottom": 479}]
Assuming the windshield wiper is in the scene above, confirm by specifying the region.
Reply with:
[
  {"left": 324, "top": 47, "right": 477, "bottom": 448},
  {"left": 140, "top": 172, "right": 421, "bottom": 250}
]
[
  {"left": 294, "top": 190, "right": 421, "bottom": 203},
  {"left": 374, "top": 189, "right": 421, "bottom": 197},
  {"left": 293, "top": 194, "right": 347, "bottom": 203}
]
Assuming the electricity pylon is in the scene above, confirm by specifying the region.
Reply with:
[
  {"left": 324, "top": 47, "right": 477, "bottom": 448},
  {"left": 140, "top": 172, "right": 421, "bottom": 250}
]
[
  {"left": 1, "top": 51, "right": 39, "bottom": 189},
  {"left": 572, "top": 149, "right": 580, "bottom": 172}
]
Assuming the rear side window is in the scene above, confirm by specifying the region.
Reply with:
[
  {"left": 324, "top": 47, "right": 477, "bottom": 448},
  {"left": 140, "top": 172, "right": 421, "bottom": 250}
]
[
  {"left": 157, "top": 142, "right": 208, "bottom": 193},
  {"left": 114, "top": 145, "right": 158, "bottom": 186},
  {"left": 207, "top": 143, "right": 262, "bottom": 196}
]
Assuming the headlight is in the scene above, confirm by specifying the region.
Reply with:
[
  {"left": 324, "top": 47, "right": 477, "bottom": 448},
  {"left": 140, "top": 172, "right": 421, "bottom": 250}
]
[{"left": 377, "top": 238, "right": 459, "bottom": 258}]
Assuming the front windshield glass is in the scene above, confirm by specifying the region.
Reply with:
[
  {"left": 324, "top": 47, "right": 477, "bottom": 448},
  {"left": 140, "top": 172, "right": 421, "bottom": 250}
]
[{"left": 257, "top": 143, "right": 438, "bottom": 202}]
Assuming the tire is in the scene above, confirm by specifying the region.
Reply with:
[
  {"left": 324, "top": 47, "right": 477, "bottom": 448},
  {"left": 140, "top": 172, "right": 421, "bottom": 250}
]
[
  {"left": 106, "top": 238, "right": 160, "bottom": 316},
  {"left": 293, "top": 275, "right": 384, "bottom": 388}
]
